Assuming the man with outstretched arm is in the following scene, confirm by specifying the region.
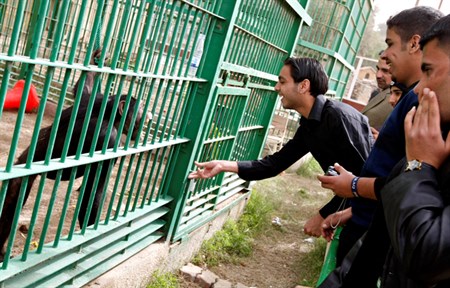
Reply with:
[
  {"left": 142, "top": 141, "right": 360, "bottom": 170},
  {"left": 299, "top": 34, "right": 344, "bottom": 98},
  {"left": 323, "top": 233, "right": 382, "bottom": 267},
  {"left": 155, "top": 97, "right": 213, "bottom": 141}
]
[{"left": 189, "top": 57, "right": 373, "bottom": 265}]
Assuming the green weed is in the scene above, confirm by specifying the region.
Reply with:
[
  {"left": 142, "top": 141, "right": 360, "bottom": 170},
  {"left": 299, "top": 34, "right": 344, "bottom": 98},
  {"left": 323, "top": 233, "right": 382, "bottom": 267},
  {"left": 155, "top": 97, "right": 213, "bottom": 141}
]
[
  {"left": 147, "top": 270, "right": 179, "bottom": 288},
  {"left": 192, "top": 190, "right": 273, "bottom": 267}
]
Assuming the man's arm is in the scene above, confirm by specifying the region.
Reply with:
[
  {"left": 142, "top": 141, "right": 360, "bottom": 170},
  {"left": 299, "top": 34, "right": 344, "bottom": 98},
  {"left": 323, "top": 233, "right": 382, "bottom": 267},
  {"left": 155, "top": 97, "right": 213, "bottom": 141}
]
[
  {"left": 382, "top": 89, "right": 450, "bottom": 284},
  {"left": 317, "top": 163, "right": 377, "bottom": 200},
  {"left": 189, "top": 127, "right": 309, "bottom": 181}
]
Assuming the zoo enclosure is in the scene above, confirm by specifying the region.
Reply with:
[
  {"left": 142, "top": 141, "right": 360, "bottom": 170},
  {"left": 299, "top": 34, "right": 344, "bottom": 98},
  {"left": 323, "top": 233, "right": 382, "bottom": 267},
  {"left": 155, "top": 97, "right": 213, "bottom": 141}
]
[{"left": 0, "top": 0, "right": 372, "bottom": 286}]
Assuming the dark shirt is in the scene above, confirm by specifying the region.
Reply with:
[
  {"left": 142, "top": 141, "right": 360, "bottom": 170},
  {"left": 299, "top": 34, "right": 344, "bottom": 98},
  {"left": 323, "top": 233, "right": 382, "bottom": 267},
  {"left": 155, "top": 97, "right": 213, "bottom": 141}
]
[
  {"left": 238, "top": 95, "right": 373, "bottom": 216},
  {"left": 349, "top": 87, "right": 419, "bottom": 228}
]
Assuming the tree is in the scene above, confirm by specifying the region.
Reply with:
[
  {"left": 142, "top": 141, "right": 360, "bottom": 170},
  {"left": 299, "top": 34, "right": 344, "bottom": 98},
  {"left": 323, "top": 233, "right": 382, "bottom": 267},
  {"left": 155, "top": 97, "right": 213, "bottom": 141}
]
[{"left": 358, "top": 7, "right": 386, "bottom": 59}]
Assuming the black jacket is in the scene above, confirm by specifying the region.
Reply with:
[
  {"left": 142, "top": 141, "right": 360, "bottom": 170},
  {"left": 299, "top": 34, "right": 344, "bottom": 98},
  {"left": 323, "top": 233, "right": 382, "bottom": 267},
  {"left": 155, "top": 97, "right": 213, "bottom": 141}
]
[
  {"left": 380, "top": 156, "right": 450, "bottom": 287},
  {"left": 237, "top": 95, "right": 373, "bottom": 217}
]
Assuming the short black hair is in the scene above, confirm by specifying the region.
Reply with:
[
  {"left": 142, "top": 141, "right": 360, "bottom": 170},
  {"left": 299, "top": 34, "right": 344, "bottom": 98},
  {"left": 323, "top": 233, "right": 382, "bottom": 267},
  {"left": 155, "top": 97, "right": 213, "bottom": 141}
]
[
  {"left": 386, "top": 6, "right": 443, "bottom": 44},
  {"left": 420, "top": 14, "right": 450, "bottom": 55},
  {"left": 283, "top": 57, "right": 328, "bottom": 97}
]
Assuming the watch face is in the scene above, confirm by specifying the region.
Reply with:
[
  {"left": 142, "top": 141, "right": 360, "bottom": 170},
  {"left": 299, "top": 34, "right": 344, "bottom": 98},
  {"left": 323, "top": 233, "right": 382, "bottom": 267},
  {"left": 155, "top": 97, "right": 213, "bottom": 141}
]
[{"left": 406, "top": 160, "right": 422, "bottom": 171}]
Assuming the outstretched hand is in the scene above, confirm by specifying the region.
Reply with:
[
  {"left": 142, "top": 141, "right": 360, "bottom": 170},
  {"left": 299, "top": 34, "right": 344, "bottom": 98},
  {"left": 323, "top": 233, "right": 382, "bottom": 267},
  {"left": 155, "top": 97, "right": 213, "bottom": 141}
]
[
  {"left": 317, "top": 163, "right": 354, "bottom": 198},
  {"left": 405, "top": 88, "right": 450, "bottom": 169},
  {"left": 188, "top": 161, "right": 224, "bottom": 179}
]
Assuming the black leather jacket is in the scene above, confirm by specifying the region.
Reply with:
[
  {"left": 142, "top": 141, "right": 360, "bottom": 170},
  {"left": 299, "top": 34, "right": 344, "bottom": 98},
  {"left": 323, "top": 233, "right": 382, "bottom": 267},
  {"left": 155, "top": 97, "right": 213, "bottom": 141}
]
[{"left": 380, "top": 156, "right": 450, "bottom": 287}]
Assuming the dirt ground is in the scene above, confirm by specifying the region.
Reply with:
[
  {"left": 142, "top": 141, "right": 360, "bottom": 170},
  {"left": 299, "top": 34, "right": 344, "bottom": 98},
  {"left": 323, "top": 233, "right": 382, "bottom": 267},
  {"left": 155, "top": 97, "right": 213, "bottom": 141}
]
[{"left": 180, "top": 171, "right": 332, "bottom": 288}]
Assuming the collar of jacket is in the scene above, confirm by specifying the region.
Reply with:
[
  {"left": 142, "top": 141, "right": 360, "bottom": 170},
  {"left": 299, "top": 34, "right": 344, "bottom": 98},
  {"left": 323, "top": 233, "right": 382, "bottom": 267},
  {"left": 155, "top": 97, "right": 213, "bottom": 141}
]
[{"left": 306, "top": 94, "right": 326, "bottom": 122}]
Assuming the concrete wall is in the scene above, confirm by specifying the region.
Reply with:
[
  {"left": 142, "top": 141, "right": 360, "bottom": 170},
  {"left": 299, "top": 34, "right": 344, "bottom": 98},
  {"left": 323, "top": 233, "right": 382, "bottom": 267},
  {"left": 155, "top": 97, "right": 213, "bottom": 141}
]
[{"left": 85, "top": 194, "right": 250, "bottom": 288}]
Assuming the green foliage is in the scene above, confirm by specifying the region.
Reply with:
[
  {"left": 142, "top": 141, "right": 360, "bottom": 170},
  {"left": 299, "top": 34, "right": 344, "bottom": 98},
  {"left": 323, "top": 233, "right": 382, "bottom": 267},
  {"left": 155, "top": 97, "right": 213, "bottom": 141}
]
[
  {"left": 296, "top": 238, "right": 328, "bottom": 286},
  {"left": 147, "top": 270, "right": 179, "bottom": 288},
  {"left": 296, "top": 157, "right": 322, "bottom": 178},
  {"left": 192, "top": 190, "right": 273, "bottom": 267},
  {"left": 240, "top": 190, "right": 273, "bottom": 235}
]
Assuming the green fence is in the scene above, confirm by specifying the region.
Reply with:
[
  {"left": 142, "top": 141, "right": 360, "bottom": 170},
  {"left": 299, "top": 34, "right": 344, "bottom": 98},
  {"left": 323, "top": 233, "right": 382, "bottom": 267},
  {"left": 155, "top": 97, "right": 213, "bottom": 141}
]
[
  {"left": 297, "top": 0, "right": 373, "bottom": 99},
  {"left": 0, "top": 0, "right": 315, "bottom": 286}
]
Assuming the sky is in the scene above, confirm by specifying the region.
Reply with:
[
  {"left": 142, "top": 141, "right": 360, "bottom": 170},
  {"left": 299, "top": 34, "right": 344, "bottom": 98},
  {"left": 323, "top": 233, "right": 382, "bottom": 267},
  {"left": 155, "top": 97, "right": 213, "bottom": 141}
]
[{"left": 373, "top": 0, "right": 450, "bottom": 27}]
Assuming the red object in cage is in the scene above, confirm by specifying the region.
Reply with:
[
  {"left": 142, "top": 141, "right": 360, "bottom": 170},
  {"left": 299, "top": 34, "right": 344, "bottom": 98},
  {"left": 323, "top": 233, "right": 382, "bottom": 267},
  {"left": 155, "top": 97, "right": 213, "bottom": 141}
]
[{"left": 3, "top": 80, "right": 40, "bottom": 113}]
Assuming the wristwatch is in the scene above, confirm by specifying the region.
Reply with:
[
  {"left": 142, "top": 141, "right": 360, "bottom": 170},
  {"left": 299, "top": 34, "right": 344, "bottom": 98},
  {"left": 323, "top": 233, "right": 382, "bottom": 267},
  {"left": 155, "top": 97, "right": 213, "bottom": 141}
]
[{"left": 405, "top": 159, "right": 422, "bottom": 172}]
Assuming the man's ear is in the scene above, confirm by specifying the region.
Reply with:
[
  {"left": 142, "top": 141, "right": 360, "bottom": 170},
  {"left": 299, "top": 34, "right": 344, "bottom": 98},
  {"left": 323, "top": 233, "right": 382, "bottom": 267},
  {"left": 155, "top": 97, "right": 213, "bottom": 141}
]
[
  {"left": 297, "top": 79, "right": 310, "bottom": 93},
  {"left": 409, "top": 35, "right": 421, "bottom": 53}
]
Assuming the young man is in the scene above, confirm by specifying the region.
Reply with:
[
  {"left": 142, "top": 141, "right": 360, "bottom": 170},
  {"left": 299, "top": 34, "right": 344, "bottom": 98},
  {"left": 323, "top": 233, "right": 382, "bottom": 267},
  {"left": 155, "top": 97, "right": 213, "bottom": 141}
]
[
  {"left": 188, "top": 58, "right": 373, "bottom": 249},
  {"left": 304, "top": 53, "right": 392, "bottom": 247},
  {"left": 316, "top": 8, "right": 443, "bottom": 263},
  {"left": 380, "top": 15, "right": 450, "bottom": 287}
]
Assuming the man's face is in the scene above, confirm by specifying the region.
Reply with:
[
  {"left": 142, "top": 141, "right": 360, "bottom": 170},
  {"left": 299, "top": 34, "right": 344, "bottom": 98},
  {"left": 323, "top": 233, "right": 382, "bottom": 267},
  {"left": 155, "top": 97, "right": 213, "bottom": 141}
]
[
  {"left": 274, "top": 65, "right": 301, "bottom": 110},
  {"left": 383, "top": 28, "right": 410, "bottom": 84},
  {"left": 414, "top": 38, "right": 450, "bottom": 123},
  {"left": 376, "top": 58, "right": 392, "bottom": 90}
]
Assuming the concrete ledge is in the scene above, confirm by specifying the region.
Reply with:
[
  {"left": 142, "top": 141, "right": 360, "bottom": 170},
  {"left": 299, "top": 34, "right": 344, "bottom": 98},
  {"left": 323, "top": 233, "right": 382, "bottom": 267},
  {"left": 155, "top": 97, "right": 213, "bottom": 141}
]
[{"left": 85, "top": 193, "right": 249, "bottom": 288}]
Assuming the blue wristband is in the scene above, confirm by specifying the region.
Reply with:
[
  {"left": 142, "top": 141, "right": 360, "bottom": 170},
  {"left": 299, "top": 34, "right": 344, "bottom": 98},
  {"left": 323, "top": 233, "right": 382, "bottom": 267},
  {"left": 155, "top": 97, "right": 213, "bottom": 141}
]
[{"left": 351, "top": 176, "right": 360, "bottom": 198}]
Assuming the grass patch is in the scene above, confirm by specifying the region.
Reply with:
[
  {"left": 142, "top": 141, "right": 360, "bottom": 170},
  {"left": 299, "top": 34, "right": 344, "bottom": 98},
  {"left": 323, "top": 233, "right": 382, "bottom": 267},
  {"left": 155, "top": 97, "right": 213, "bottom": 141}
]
[
  {"left": 296, "top": 157, "right": 322, "bottom": 178},
  {"left": 146, "top": 270, "right": 179, "bottom": 288},
  {"left": 192, "top": 190, "right": 273, "bottom": 267},
  {"left": 296, "top": 238, "right": 328, "bottom": 286}
]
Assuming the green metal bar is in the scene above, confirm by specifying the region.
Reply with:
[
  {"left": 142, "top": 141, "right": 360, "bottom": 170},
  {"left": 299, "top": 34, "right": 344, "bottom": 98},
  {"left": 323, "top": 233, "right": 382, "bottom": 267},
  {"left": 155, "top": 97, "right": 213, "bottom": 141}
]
[
  {"left": 4, "top": 0, "right": 49, "bottom": 171},
  {"left": 179, "top": 0, "right": 225, "bottom": 21},
  {"left": 134, "top": 0, "right": 157, "bottom": 73},
  {"left": 7, "top": 0, "right": 26, "bottom": 56},
  {"left": 114, "top": 157, "right": 134, "bottom": 220},
  {"left": 81, "top": 162, "right": 105, "bottom": 232},
  {"left": 37, "top": 170, "right": 63, "bottom": 253},
  {"left": 2, "top": 176, "right": 30, "bottom": 268},
  {"left": 151, "top": 147, "right": 168, "bottom": 202},
  {"left": 25, "top": 0, "right": 72, "bottom": 168},
  {"left": 21, "top": 173, "right": 47, "bottom": 261},
  {"left": 105, "top": 157, "right": 126, "bottom": 224},
  {"left": 18, "top": 0, "right": 41, "bottom": 79},
  {"left": 71, "top": 0, "right": 106, "bottom": 158},
  {"left": 142, "top": 148, "right": 161, "bottom": 206},
  {"left": 113, "top": 80, "right": 136, "bottom": 151},
  {"left": 146, "top": 151, "right": 164, "bottom": 201},
  {"left": 123, "top": 155, "right": 138, "bottom": 216},
  {"left": 130, "top": 152, "right": 147, "bottom": 211},
  {"left": 53, "top": 167, "right": 78, "bottom": 246},
  {"left": 93, "top": 160, "right": 115, "bottom": 229},
  {"left": 123, "top": 0, "right": 146, "bottom": 71},
  {"left": 69, "top": 164, "right": 91, "bottom": 237},
  {"left": 123, "top": 79, "right": 145, "bottom": 149}
]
